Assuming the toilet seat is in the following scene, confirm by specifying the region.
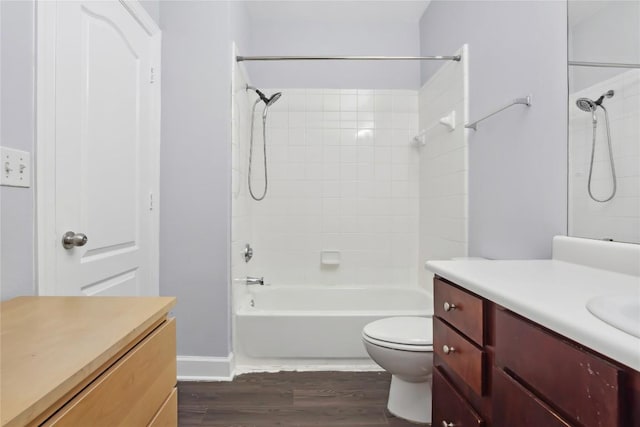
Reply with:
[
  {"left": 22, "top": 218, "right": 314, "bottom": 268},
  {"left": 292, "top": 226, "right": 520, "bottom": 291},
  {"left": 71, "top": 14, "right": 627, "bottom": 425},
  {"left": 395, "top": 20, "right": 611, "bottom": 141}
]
[
  {"left": 362, "top": 317, "right": 433, "bottom": 352},
  {"left": 363, "top": 335, "right": 433, "bottom": 352}
]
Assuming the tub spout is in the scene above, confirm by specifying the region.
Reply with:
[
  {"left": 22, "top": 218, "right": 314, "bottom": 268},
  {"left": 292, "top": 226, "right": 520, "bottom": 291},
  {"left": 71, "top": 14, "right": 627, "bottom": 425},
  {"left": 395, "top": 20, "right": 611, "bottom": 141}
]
[{"left": 245, "top": 276, "right": 264, "bottom": 286}]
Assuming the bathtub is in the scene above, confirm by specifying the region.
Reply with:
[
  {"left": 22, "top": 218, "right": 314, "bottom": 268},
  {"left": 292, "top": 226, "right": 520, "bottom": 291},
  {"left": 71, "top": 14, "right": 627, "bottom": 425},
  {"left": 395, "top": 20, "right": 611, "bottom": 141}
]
[{"left": 235, "top": 286, "right": 432, "bottom": 359}]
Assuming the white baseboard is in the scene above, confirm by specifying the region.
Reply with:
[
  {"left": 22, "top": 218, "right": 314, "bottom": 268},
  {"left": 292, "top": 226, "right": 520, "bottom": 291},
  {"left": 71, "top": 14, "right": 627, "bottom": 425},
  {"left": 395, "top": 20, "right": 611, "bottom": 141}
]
[
  {"left": 234, "top": 363, "right": 383, "bottom": 375},
  {"left": 177, "top": 354, "right": 235, "bottom": 381}
]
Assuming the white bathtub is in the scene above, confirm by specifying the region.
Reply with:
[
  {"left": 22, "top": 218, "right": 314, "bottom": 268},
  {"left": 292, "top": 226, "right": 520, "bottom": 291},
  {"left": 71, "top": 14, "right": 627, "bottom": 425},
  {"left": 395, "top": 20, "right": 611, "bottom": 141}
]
[{"left": 235, "top": 286, "right": 433, "bottom": 359}]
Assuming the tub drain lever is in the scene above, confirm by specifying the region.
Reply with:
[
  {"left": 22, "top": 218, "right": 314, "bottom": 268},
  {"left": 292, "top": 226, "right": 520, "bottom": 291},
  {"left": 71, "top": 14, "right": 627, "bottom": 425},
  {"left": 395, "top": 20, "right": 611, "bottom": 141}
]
[{"left": 245, "top": 276, "right": 264, "bottom": 286}]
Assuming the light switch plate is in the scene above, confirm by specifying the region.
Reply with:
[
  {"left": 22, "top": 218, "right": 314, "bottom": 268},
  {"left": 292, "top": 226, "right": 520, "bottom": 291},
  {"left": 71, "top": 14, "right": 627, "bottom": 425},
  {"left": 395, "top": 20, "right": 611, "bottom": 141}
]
[{"left": 1, "top": 146, "right": 31, "bottom": 188}]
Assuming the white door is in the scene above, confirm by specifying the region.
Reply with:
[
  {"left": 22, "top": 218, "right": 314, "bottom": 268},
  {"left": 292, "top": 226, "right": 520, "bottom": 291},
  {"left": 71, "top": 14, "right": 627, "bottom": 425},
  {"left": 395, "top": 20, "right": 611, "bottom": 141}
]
[{"left": 37, "top": 1, "right": 160, "bottom": 296}]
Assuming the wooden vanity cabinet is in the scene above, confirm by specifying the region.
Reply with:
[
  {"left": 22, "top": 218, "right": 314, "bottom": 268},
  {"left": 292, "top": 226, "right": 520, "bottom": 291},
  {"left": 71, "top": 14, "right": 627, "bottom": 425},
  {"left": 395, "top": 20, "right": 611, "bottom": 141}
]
[
  {"left": 42, "top": 318, "right": 177, "bottom": 427},
  {"left": 433, "top": 275, "right": 640, "bottom": 427},
  {"left": 433, "top": 277, "right": 494, "bottom": 426},
  {"left": 1, "top": 297, "right": 177, "bottom": 427}
]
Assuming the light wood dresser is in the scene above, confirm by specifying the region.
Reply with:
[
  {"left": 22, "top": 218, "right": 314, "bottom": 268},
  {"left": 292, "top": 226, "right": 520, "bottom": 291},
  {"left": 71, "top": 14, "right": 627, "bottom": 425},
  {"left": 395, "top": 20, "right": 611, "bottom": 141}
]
[{"left": 1, "top": 296, "right": 177, "bottom": 427}]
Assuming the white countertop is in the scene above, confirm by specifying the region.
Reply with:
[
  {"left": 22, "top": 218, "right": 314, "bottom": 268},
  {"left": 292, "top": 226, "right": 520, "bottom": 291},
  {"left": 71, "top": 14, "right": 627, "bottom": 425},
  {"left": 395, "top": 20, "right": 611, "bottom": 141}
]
[{"left": 426, "top": 258, "right": 640, "bottom": 372}]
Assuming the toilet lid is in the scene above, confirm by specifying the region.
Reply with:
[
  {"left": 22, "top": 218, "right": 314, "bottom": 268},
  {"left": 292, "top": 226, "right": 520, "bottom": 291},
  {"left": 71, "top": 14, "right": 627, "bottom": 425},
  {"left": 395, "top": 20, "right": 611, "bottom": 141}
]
[{"left": 362, "top": 316, "right": 432, "bottom": 346}]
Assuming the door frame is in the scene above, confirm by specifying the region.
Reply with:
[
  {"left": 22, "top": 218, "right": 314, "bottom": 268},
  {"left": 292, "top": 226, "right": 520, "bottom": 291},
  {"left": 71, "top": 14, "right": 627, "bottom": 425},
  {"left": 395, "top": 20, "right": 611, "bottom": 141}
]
[{"left": 35, "top": 0, "right": 162, "bottom": 295}]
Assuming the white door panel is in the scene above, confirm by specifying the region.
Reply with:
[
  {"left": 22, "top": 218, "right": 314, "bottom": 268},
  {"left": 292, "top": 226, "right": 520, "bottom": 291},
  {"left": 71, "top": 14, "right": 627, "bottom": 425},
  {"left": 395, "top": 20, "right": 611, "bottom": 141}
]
[{"left": 37, "top": 1, "right": 160, "bottom": 297}]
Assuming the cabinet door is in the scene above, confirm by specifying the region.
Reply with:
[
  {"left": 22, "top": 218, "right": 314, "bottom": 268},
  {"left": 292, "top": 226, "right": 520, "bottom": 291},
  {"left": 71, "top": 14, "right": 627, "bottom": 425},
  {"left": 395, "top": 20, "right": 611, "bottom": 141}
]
[
  {"left": 495, "top": 309, "right": 621, "bottom": 427},
  {"left": 493, "top": 368, "right": 572, "bottom": 427},
  {"left": 433, "top": 367, "right": 484, "bottom": 427}
]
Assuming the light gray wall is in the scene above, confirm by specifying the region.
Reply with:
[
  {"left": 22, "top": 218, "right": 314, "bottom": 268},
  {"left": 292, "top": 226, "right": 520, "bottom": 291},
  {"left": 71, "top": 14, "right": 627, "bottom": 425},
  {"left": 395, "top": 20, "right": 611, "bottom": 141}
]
[
  {"left": 231, "top": 2, "right": 251, "bottom": 55},
  {"left": 159, "top": 1, "right": 235, "bottom": 357},
  {"left": 1, "top": 0, "right": 36, "bottom": 300},
  {"left": 420, "top": 1, "right": 568, "bottom": 259},
  {"left": 245, "top": 20, "right": 421, "bottom": 89}
]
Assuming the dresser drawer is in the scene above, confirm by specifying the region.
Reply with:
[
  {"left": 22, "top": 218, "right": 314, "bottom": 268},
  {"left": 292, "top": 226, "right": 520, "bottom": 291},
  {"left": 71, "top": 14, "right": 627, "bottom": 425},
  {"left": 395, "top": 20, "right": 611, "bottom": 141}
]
[
  {"left": 148, "top": 387, "right": 177, "bottom": 427},
  {"left": 434, "top": 277, "right": 484, "bottom": 345},
  {"left": 493, "top": 368, "right": 572, "bottom": 427},
  {"left": 495, "top": 309, "right": 621, "bottom": 427},
  {"left": 434, "top": 316, "right": 485, "bottom": 395},
  {"left": 45, "top": 318, "right": 177, "bottom": 427},
  {"left": 433, "top": 367, "right": 485, "bottom": 427}
]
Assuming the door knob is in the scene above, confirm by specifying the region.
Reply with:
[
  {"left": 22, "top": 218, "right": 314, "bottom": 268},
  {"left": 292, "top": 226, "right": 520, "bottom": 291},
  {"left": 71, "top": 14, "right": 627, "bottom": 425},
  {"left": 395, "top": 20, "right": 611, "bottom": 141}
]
[{"left": 62, "top": 231, "right": 88, "bottom": 249}]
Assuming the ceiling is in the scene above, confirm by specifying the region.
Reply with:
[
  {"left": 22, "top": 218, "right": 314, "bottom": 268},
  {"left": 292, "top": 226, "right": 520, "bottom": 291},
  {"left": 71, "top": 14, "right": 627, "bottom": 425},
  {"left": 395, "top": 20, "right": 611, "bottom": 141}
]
[{"left": 244, "top": 1, "right": 431, "bottom": 25}]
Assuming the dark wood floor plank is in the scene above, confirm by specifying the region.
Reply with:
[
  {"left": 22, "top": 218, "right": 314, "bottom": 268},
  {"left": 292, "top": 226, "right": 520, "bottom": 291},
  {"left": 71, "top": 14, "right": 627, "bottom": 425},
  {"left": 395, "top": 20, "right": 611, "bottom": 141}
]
[
  {"left": 201, "top": 406, "right": 388, "bottom": 426},
  {"left": 293, "top": 388, "right": 389, "bottom": 408},
  {"left": 177, "top": 406, "right": 206, "bottom": 427},
  {"left": 178, "top": 371, "right": 420, "bottom": 427}
]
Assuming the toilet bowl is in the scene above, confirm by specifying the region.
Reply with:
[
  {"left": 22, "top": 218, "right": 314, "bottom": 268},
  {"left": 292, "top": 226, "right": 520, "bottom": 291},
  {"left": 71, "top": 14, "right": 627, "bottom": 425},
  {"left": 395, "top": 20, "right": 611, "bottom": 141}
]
[{"left": 362, "top": 316, "right": 433, "bottom": 424}]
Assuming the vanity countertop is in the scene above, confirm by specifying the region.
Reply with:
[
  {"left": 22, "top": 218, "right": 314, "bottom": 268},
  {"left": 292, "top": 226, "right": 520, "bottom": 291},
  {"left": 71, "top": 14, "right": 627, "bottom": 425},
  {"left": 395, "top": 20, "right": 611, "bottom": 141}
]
[{"left": 425, "top": 258, "right": 640, "bottom": 371}]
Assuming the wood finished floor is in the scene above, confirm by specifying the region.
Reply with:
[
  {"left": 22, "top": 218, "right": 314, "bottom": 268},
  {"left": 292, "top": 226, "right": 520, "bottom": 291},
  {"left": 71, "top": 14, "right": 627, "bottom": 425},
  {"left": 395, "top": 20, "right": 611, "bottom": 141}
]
[{"left": 178, "top": 371, "right": 421, "bottom": 427}]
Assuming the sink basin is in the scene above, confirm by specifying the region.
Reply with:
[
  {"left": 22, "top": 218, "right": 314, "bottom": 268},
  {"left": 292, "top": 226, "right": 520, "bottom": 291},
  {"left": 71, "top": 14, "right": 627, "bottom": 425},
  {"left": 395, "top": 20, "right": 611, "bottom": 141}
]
[{"left": 586, "top": 294, "right": 640, "bottom": 338}]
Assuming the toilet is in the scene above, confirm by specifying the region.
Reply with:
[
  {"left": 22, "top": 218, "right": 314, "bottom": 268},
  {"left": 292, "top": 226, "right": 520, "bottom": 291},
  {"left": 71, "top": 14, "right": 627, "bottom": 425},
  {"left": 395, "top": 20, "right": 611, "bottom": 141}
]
[{"left": 362, "top": 316, "right": 433, "bottom": 424}]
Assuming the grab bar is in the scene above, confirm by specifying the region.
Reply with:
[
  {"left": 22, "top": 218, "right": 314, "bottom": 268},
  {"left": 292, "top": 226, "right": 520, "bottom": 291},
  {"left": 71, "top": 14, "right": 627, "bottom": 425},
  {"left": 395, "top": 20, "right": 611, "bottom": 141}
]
[{"left": 465, "top": 95, "right": 532, "bottom": 131}]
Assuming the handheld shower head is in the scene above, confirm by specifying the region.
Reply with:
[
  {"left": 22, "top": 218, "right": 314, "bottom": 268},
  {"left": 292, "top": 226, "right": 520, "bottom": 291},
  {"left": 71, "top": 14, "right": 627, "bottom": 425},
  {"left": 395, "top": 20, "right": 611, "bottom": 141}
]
[
  {"left": 576, "top": 98, "right": 596, "bottom": 113},
  {"left": 267, "top": 92, "right": 282, "bottom": 107},
  {"left": 576, "top": 90, "right": 614, "bottom": 124},
  {"left": 576, "top": 98, "right": 598, "bottom": 124}
]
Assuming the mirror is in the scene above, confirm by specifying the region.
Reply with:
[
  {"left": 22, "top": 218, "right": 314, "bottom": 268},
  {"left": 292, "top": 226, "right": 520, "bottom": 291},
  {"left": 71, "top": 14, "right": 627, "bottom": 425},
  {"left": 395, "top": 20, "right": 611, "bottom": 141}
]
[{"left": 568, "top": 1, "right": 640, "bottom": 244}]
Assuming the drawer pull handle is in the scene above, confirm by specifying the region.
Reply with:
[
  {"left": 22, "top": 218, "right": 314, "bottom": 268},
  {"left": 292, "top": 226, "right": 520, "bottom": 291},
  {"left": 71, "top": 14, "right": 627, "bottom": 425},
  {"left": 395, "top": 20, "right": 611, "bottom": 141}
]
[
  {"left": 443, "top": 301, "right": 457, "bottom": 312},
  {"left": 442, "top": 421, "right": 456, "bottom": 427},
  {"left": 442, "top": 345, "right": 456, "bottom": 355}
]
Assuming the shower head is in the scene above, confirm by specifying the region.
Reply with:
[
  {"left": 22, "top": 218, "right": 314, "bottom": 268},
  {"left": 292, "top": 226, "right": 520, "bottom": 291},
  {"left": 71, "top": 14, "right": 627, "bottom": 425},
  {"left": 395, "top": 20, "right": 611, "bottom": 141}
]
[
  {"left": 576, "top": 90, "right": 614, "bottom": 124},
  {"left": 576, "top": 97, "right": 598, "bottom": 124},
  {"left": 267, "top": 92, "right": 282, "bottom": 106},
  {"left": 576, "top": 98, "right": 596, "bottom": 113},
  {"left": 247, "top": 85, "right": 282, "bottom": 106}
]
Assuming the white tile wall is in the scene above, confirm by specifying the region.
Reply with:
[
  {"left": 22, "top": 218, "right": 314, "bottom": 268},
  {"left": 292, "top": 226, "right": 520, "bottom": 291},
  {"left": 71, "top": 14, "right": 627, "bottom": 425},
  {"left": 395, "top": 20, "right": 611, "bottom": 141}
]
[
  {"left": 569, "top": 69, "right": 640, "bottom": 243},
  {"left": 247, "top": 88, "right": 420, "bottom": 286},
  {"left": 418, "top": 45, "right": 469, "bottom": 288},
  {"left": 233, "top": 48, "right": 470, "bottom": 290}
]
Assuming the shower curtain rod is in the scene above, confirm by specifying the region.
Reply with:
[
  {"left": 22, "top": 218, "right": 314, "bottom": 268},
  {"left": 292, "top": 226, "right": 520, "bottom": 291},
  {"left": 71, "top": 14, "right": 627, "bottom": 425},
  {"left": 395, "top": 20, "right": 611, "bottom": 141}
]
[
  {"left": 236, "top": 55, "right": 462, "bottom": 62},
  {"left": 569, "top": 61, "right": 640, "bottom": 69}
]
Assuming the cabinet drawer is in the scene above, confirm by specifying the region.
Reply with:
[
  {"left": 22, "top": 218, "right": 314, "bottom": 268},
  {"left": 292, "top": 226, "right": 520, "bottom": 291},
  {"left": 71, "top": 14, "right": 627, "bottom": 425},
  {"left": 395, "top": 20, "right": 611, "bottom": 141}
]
[
  {"left": 148, "top": 387, "right": 177, "bottom": 427},
  {"left": 45, "top": 318, "right": 177, "bottom": 427},
  {"left": 493, "top": 368, "right": 571, "bottom": 427},
  {"left": 433, "top": 367, "right": 484, "bottom": 427},
  {"left": 434, "top": 316, "right": 485, "bottom": 395},
  {"left": 495, "top": 309, "right": 621, "bottom": 427},
  {"left": 434, "top": 277, "right": 484, "bottom": 345}
]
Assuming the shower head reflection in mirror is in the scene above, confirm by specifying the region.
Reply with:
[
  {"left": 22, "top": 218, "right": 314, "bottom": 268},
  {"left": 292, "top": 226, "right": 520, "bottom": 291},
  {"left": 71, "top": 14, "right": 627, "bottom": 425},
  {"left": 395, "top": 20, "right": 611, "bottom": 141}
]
[{"left": 575, "top": 90, "right": 616, "bottom": 203}]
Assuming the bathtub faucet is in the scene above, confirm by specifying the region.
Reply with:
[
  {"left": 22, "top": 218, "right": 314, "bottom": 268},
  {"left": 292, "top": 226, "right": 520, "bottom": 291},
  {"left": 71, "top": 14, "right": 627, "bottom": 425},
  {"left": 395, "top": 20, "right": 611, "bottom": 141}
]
[{"left": 245, "top": 276, "right": 264, "bottom": 286}]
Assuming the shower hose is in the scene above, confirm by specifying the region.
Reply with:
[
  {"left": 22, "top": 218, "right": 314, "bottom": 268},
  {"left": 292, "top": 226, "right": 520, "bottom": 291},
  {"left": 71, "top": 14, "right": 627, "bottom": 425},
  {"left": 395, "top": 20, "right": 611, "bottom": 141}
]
[
  {"left": 248, "top": 99, "right": 268, "bottom": 201},
  {"left": 587, "top": 105, "right": 616, "bottom": 203}
]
